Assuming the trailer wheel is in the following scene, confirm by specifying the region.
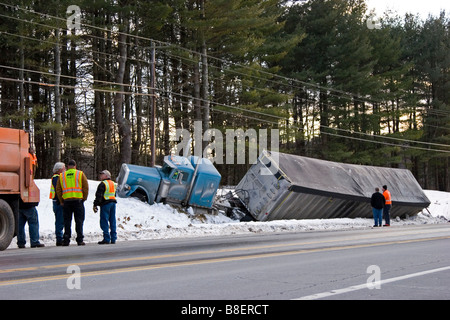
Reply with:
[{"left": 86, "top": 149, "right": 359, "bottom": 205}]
[{"left": 0, "top": 199, "right": 15, "bottom": 251}]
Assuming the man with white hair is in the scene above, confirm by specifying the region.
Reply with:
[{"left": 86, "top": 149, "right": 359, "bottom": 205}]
[
  {"left": 56, "top": 159, "right": 89, "bottom": 246},
  {"left": 50, "top": 162, "right": 66, "bottom": 246},
  {"left": 93, "top": 170, "right": 117, "bottom": 244}
]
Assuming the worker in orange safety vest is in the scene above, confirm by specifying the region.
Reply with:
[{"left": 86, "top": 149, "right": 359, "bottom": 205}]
[
  {"left": 382, "top": 185, "right": 392, "bottom": 226},
  {"left": 28, "top": 147, "right": 37, "bottom": 178},
  {"left": 93, "top": 170, "right": 117, "bottom": 245}
]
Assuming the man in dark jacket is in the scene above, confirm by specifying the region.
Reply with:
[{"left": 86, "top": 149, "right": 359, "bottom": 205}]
[
  {"left": 371, "top": 187, "right": 385, "bottom": 227},
  {"left": 93, "top": 170, "right": 117, "bottom": 244}
]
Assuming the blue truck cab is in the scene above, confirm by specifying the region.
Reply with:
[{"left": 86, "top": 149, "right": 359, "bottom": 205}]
[{"left": 116, "top": 155, "right": 221, "bottom": 210}]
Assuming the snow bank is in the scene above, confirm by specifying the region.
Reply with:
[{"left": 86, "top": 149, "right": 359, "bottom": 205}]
[{"left": 10, "top": 180, "right": 450, "bottom": 247}]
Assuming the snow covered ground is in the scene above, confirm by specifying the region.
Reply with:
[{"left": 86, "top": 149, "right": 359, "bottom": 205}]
[{"left": 10, "top": 180, "right": 450, "bottom": 247}]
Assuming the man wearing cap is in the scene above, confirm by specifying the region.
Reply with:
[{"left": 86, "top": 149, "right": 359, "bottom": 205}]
[
  {"left": 93, "top": 170, "right": 117, "bottom": 244},
  {"left": 56, "top": 160, "right": 89, "bottom": 246}
]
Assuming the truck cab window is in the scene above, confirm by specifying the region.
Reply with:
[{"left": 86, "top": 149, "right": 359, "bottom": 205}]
[
  {"left": 181, "top": 172, "right": 189, "bottom": 183},
  {"left": 162, "top": 164, "right": 172, "bottom": 176}
]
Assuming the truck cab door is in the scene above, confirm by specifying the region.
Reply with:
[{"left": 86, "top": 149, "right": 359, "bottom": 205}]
[{"left": 167, "top": 170, "right": 190, "bottom": 202}]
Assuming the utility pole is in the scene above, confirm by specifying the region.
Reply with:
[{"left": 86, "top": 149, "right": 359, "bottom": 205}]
[
  {"left": 150, "top": 41, "right": 156, "bottom": 167},
  {"left": 54, "top": 28, "right": 62, "bottom": 162}
]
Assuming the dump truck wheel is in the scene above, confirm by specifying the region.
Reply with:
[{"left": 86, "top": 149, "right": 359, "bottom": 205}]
[{"left": 0, "top": 199, "right": 15, "bottom": 251}]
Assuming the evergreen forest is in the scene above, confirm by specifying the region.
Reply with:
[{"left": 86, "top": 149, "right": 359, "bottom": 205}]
[{"left": 0, "top": 0, "right": 449, "bottom": 191}]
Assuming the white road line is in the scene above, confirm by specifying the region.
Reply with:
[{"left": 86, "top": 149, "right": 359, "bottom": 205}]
[{"left": 293, "top": 266, "right": 450, "bottom": 300}]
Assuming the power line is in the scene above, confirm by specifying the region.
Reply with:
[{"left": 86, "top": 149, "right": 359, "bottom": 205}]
[
  {"left": 0, "top": 3, "right": 449, "bottom": 154},
  {"left": 320, "top": 130, "right": 450, "bottom": 154},
  {"left": 0, "top": 7, "right": 430, "bottom": 117},
  {"left": 1, "top": 59, "right": 448, "bottom": 154},
  {"left": 1, "top": 73, "right": 449, "bottom": 154},
  {"left": 0, "top": 76, "right": 157, "bottom": 98},
  {"left": 0, "top": 10, "right": 368, "bottom": 111},
  {"left": 0, "top": 1, "right": 382, "bottom": 105},
  {"left": 324, "top": 126, "right": 450, "bottom": 148},
  {"left": 0, "top": 64, "right": 288, "bottom": 122}
]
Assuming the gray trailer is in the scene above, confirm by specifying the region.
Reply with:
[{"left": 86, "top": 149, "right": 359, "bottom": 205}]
[{"left": 235, "top": 150, "right": 430, "bottom": 221}]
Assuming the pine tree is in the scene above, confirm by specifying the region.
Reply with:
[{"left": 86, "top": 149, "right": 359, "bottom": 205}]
[{"left": 416, "top": 12, "right": 450, "bottom": 190}]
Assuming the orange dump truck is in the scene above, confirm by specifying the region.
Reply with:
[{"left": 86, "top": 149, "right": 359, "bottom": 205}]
[{"left": 0, "top": 127, "right": 40, "bottom": 250}]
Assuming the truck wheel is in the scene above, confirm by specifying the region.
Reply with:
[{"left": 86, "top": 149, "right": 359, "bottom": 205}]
[
  {"left": 0, "top": 199, "right": 15, "bottom": 251},
  {"left": 131, "top": 190, "right": 148, "bottom": 203}
]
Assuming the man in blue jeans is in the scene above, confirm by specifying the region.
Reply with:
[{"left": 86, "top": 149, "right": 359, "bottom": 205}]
[
  {"left": 50, "top": 162, "right": 66, "bottom": 246},
  {"left": 370, "top": 187, "right": 385, "bottom": 227},
  {"left": 17, "top": 199, "right": 45, "bottom": 248},
  {"left": 93, "top": 170, "right": 117, "bottom": 244}
]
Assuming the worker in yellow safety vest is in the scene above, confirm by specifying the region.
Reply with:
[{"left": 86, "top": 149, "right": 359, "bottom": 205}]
[
  {"left": 56, "top": 159, "right": 89, "bottom": 246},
  {"left": 93, "top": 170, "right": 117, "bottom": 244},
  {"left": 382, "top": 185, "right": 392, "bottom": 226}
]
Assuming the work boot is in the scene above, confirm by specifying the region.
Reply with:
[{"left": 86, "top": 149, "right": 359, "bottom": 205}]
[
  {"left": 31, "top": 243, "right": 45, "bottom": 248},
  {"left": 98, "top": 239, "right": 110, "bottom": 245}
]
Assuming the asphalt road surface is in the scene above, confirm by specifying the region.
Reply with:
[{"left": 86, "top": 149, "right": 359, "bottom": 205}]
[{"left": 0, "top": 223, "right": 449, "bottom": 302}]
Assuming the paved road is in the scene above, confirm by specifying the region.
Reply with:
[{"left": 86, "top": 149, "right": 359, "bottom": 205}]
[{"left": 0, "top": 224, "right": 449, "bottom": 302}]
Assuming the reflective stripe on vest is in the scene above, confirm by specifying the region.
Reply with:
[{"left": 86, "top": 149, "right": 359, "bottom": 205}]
[
  {"left": 49, "top": 174, "right": 59, "bottom": 199},
  {"left": 103, "top": 180, "right": 116, "bottom": 200},
  {"left": 60, "top": 169, "right": 83, "bottom": 199},
  {"left": 383, "top": 190, "right": 392, "bottom": 205}
]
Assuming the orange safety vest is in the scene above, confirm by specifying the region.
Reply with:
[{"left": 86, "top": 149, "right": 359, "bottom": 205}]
[
  {"left": 383, "top": 189, "right": 392, "bottom": 205},
  {"left": 60, "top": 168, "right": 84, "bottom": 200},
  {"left": 102, "top": 180, "right": 116, "bottom": 200},
  {"left": 29, "top": 153, "right": 37, "bottom": 166},
  {"left": 29, "top": 152, "right": 37, "bottom": 175},
  {"left": 49, "top": 173, "right": 60, "bottom": 199}
]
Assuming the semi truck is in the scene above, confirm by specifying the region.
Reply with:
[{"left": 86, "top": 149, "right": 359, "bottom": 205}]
[
  {"left": 0, "top": 127, "right": 40, "bottom": 251},
  {"left": 118, "top": 150, "right": 431, "bottom": 222},
  {"left": 117, "top": 155, "right": 221, "bottom": 214}
]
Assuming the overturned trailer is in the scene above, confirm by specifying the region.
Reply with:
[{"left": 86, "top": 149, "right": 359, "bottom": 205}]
[{"left": 235, "top": 151, "right": 430, "bottom": 221}]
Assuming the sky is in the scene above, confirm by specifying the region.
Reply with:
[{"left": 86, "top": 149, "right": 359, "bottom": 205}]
[{"left": 366, "top": 0, "right": 449, "bottom": 19}]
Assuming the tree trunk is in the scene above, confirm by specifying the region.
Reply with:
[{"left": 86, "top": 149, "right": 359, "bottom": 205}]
[{"left": 114, "top": 18, "right": 131, "bottom": 165}]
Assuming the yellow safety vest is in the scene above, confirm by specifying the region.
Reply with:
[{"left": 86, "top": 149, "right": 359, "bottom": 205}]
[
  {"left": 103, "top": 180, "right": 116, "bottom": 200},
  {"left": 60, "top": 168, "right": 84, "bottom": 199},
  {"left": 49, "top": 173, "right": 60, "bottom": 199}
]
